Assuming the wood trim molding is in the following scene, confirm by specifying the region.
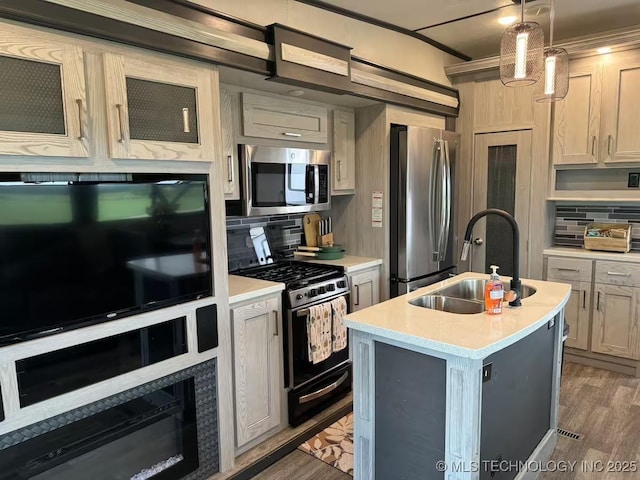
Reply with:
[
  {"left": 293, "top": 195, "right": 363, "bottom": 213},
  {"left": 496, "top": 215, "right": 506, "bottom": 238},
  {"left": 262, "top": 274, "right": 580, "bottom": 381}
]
[
  {"left": 281, "top": 43, "right": 349, "bottom": 76},
  {"left": 351, "top": 66, "right": 459, "bottom": 109},
  {"left": 446, "top": 27, "right": 640, "bottom": 77},
  {"left": 45, "top": 0, "right": 273, "bottom": 60}
]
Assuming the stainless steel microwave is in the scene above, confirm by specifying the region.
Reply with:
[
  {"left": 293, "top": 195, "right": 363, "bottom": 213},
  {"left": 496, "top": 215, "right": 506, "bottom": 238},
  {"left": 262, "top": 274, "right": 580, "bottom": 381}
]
[{"left": 239, "top": 144, "right": 331, "bottom": 217}]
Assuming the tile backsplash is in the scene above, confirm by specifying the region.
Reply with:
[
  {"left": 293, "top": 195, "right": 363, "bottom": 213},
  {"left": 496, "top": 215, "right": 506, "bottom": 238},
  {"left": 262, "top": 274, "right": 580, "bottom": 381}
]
[
  {"left": 554, "top": 203, "right": 640, "bottom": 251},
  {"left": 226, "top": 214, "right": 305, "bottom": 272}
]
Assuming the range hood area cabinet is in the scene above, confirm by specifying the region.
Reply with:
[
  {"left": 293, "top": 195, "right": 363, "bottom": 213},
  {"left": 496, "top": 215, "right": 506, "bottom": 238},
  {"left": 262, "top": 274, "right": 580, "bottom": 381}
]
[
  {"left": 553, "top": 49, "right": 640, "bottom": 166},
  {"left": 0, "top": 22, "right": 220, "bottom": 162},
  {"left": 219, "top": 84, "right": 357, "bottom": 201}
]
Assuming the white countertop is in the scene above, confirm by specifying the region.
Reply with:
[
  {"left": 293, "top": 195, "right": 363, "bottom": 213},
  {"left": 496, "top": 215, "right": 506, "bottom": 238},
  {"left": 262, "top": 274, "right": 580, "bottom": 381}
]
[
  {"left": 228, "top": 275, "right": 284, "bottom": 305},
  {"left": 293, "top": 255, "right": 382, "bottom": 273},
  {"left": 344, "top": 272, "right": 571, "bottom": 359},
  {"left": 544, "top": 247, "right": 640, "bottom": 263}
]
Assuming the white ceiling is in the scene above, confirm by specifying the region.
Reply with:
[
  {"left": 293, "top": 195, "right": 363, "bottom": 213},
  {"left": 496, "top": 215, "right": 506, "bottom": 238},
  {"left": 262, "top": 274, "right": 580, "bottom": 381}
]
[{"left": 317, "top": 0, "right": 640, "bottom": 59}]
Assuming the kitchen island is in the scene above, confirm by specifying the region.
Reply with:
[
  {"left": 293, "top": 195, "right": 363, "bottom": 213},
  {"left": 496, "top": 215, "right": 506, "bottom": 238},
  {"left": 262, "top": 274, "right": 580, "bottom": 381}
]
[{"left": 344, "top": 272, "right": 571, "bottom": 480}]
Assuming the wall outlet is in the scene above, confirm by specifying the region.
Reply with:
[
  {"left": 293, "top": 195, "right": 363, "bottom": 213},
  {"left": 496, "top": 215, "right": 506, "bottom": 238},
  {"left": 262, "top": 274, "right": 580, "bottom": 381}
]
[{"left": 629, "top": 173, "right": 640, "bottom": 188}]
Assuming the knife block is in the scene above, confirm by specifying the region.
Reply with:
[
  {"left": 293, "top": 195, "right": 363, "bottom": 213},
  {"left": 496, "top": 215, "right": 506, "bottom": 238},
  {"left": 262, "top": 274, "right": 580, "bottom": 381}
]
[{"left": 317, "top": 232, "right": 334, "bottom": 247}]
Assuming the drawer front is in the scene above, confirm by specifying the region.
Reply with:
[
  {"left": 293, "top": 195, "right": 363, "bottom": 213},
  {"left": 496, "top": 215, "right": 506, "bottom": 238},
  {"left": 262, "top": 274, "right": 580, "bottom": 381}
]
[
  {"left": 546, "top": 257, "right": 593, "bottom": 282},
  {"left": 595, "top": 261, "right": 640, "bottom": 286},
  {"left": 242, "top": 92, "right": 328, "bottom": 143}
]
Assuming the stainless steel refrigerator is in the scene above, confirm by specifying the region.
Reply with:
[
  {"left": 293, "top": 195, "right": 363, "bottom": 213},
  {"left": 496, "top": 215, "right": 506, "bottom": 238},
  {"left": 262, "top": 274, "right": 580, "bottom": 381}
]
[{"left": 390, "top": 125, "right": 459, "bottom": 297}]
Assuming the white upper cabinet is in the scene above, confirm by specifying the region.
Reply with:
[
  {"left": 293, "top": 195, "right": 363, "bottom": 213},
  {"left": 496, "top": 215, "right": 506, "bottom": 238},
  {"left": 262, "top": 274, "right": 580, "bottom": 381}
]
[
  {"left": 0, "top": 29, "right": 88, "bottom": 157},
  {"left": 241, "top": 92, "right": 328, "bottom": 143},
  {"left": 332, "top": 109, "right": 356, "bottom": 194},
  {"left": 220, "top": 87, "right": 240, "bottom": 200},
  {"left": 103, "top": 53, "right": 215, "bottom": 161}
]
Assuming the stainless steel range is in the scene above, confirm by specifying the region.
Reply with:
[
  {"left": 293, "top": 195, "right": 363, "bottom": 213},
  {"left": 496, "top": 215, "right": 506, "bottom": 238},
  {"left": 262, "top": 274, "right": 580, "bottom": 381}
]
[{"left": 236, "top": 261, "right": 351, "bottom": 426}]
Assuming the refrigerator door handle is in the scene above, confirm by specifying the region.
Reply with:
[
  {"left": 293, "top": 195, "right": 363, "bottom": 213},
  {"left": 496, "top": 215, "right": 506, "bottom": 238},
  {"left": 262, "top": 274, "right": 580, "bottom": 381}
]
[
  {"left": 440, "top": 139, "right": 452, "bottom": 262},
  {"left": 430, "top": 141, "right": 441, "bottom": 262}
]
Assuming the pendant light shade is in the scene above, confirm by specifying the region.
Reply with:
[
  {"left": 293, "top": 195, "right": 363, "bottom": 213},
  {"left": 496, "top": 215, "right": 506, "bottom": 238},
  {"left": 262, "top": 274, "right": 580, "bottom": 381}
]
[
  {"left": 499, "top": 1, "right": 544, "bottom": 87},
  {"left": 535, "top": 0, "right": 569, "bottom": 102}
]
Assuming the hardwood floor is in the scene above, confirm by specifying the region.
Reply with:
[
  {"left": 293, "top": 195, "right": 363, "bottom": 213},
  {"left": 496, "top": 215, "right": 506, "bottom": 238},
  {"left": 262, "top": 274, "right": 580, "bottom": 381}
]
[
  {"left": 540, "top": 361, "right": 640, "bottom": 480},
  {"left": 250, "top": 450, "right": 350, "bottom": 480},
  {"left": 252, "top": 362, "right": 640, "bottom": 480}
]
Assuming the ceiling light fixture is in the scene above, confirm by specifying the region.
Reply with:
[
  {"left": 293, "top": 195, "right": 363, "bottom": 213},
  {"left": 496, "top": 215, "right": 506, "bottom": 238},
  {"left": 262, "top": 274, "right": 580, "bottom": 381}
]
[
  {"left": 498, "top": 15, "right": 518, "bottom": 26},
  {"left": 596, "top": 46, "right": 612, "bottom": 54},
  {"left": 535, "top": 0, "right": 569, "bottom": 102},
  {"left": 499, "top": 0, "right": 544, "bottom": 87},
  {"left": 287, "top": 89, "right": 305, "bottom": 97}
]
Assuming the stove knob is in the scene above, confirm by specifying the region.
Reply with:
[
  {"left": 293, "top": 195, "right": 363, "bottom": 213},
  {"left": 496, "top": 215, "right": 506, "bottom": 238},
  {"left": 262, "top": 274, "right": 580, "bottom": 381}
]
[
  {"left": 327, "top": 284, "right": 336, "bottom": 292},
  {"left": 318, "top": 286, "right": 326, "bottom": 294},
  {"left": 296, "top": 294, "right": 304, "bottom": 300},
  {"left": 309, "top": 288, "right": 318, "bottom": 297},
  {"left": 337, "top": 280, "right": 346, "bottom": 288}
]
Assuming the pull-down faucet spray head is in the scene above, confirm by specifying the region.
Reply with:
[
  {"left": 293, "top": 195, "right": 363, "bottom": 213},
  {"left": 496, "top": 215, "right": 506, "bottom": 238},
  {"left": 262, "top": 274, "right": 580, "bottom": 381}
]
[{"left": 460, "top": 241, "right": 471, "bottom": 261}]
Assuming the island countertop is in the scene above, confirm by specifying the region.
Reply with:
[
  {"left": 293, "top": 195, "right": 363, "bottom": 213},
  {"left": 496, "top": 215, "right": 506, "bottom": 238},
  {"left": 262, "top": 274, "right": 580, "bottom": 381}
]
[{"left": 344, "top": 272, "right": 571, "bottom": 359}]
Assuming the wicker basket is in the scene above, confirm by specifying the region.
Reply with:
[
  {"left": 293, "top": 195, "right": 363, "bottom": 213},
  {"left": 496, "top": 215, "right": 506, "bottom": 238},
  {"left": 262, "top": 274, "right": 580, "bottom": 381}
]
[{"left": 583, "top": 223, "right": 632, "bottom": 253}]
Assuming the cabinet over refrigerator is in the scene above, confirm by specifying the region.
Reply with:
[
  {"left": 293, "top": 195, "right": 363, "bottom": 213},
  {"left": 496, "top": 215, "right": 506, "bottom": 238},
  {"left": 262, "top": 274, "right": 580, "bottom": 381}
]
[{"left": 390, "top": 125, "right": 459, "bottom": 297}]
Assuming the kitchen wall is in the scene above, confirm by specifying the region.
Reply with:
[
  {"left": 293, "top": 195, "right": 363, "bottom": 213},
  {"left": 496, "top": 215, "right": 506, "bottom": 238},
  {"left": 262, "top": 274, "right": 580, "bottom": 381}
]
[
  {"left": 554, "top": 203, "right": 640, "bottom": 251},
  {"left": 226, "top": 214, "right": 305, "bottom": 271}
]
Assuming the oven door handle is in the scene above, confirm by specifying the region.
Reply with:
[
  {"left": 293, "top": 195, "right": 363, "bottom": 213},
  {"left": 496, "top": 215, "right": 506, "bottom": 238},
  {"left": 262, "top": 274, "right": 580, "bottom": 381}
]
[{"left": 299, "top": 371, "right": 349, "bottom": 404}]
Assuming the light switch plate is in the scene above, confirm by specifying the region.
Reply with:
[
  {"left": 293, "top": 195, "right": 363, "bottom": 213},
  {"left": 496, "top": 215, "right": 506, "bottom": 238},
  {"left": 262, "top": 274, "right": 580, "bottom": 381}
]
[{"left": 628, "top": 173, "right": 640, "bottom": 188}]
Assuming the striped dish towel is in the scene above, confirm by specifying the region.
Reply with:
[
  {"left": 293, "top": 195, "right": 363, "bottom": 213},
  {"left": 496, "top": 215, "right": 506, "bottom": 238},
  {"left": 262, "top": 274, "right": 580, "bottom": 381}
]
[
  {"left": 307, "top": 302, "right": 333, "bottom": 364},
  {"left": 331, "top": 296, "right": 348, "bottom": 352}
]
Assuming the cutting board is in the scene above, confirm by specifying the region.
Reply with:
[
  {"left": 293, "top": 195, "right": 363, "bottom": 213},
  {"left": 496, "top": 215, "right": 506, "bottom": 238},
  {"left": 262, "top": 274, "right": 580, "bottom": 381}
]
[{"left": 303, "top": 213, "right": 321, "bottom": 247}]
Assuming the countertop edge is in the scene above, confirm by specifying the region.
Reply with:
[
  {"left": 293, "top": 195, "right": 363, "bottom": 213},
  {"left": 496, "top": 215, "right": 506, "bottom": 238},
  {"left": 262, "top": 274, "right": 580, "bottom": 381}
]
[
  {"left": 229, "top": 284, "right": 284, "bottom": 305},
  {"left": 543, "top": 247, "right": 640, "bottom": 263},
  {"left": 343, "top": 258, "right": 383, "bottom": 273},
  {"left": 293, "top": 255, "right": 383, "bottom": 273}
]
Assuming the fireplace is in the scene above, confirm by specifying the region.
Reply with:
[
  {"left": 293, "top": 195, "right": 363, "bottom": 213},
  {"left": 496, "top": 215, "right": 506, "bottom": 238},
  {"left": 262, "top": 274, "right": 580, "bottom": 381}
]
[{"left": 0, "top": 360, "right": 219, "bottom": 480}]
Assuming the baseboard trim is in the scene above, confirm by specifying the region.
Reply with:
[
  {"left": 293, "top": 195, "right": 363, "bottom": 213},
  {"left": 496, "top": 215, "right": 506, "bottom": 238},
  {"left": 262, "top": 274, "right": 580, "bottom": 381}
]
[{"left": 565, "top": 352, "right": 639, "bottom": 377}]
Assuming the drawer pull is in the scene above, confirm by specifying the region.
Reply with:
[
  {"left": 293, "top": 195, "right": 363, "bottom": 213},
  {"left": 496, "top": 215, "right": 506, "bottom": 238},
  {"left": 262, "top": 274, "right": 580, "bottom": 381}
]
[
  {"left": 337, "top": 160, "right": 342, "bottom": 181},
  {"left": 273, "top": 310, "right": 279, "bottom": 336},
  {"left": 182, "top": 107, "right": 190, "bottom": 133},
  {"left": 556, "top": 267, "right": 580, "bottom": 272},
  {"left": 355, "top": 284, "right": 360, "bottom": 306},
  {"left": 582, "top": 290, "right": 586, "bottom": 309},
  {"left": 607, "top": 135, "right": 613, "bottom": 156},
  {"left": 227, "top": 155, "right": 233, "bottom": 183},
  {"left": 283, "top": 132, "right": 302, "bottom": 137},
  {"left": 597, "top": 291, "right": 601, "bottom": 311},
  {"left": 607, "top": 271, "right": 631, "bottom": 277},
  {"left": 115, "top": 104, "right": 126, "bottom": 143},
  {"left": 76, "top": 99, "right": 85, "bottom": 140},
  {"left": 591, "top": 136, "right": 596, "bottom": 156}
]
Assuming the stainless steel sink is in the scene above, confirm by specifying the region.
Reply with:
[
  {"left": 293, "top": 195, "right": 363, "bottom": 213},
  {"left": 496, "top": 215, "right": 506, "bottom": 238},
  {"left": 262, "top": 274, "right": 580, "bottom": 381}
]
[
  {"left": 431, "top": 279, "right": 536, "bottom": 302},
  {"left": 408, "top": 279, "right": 537, "bottom": 314},
  {"left": 409, "top": 295, "right": 485, "bottom": 314}
]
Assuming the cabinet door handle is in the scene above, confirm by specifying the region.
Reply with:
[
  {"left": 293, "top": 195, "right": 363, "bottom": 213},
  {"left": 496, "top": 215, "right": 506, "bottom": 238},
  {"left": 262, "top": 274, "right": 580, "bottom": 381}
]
[
  {"left": 557, "top": 267, "right": 579, "bottom": 272},
  {"left": 354, "top": 284, "right": 360, "bottom": 306},
  {"left": 337, "top": 160, "right": 342, "bottom": 181},
  {"left": 76, "top": 99, "right": 85, "bottom": 140},
  {"left": 582, "top": 290, "right": 586, "bottom": 309},
  {"left": 597, "top": 291, "right": 601, "bottom": 311},
  {"left": 607, "top": 271, "right": 631, "bottom": 277},
  {"left": 182, "top": 108, "right": 190, "bottom": 133},
  {"left": 283, "top": 132, "right": 302, "bottom": 137},
  {"left": 591, "top": 136, "right": 596, "bottom": 156},
  {"left": 607, "top": 135, "right": 613, "bottom": 156},
  {"left": 227, "top": 155, "right": 233, "bottom": 183},
  {"left": 273, "top": 310, "right": 279, "bottom": 336},
  {"left": 115, "top": 104, "right": 126, "bottom": 143}
]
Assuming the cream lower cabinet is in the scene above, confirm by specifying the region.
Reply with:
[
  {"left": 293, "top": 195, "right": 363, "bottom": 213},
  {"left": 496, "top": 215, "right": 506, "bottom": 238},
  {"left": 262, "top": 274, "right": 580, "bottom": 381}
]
[
  {"left": 553, "top": 279, "right": 591, "bottom": 350},
  {"left": 231, "top": 295, "right": 282, "bottom": 450},
  {"left": 349, "top": 267, "right": 380, "bottom": 312},
  {"left": 592, "top": 284, "right": 640, "bottom": 359}
]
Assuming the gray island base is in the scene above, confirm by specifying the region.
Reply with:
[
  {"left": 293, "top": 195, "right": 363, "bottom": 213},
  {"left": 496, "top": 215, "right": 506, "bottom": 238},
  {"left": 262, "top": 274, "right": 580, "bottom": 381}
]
[{"left": 345, "top": 273, "right": 571, "bottom": 480}]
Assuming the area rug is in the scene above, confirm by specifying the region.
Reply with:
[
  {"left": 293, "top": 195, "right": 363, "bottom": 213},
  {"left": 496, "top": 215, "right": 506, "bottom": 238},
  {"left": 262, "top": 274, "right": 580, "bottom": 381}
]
[{"left": 298, "top": 412, "right": 354, "bottom": 476}]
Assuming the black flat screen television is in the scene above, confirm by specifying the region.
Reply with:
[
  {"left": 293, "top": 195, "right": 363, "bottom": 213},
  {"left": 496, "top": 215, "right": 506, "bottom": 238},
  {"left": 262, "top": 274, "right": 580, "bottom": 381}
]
[{"left": 0, "top": 172, "right": 212, "bottom": 345}]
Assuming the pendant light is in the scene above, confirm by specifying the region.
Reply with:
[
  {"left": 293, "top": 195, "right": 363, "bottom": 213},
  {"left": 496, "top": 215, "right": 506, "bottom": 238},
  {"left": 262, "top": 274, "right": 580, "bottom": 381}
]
[
  {"left": 499, "top": 0, "right": 544, "bottom": 87},
  {"left": 535, "top": 0, "right": 569, "bottom": 102}
]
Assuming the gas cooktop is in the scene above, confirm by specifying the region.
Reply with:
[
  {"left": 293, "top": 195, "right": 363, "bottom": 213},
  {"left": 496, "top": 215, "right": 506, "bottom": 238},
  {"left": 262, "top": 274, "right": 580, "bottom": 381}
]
[{"left": 236, "top": 261, "right": 341, "bottom": 289}]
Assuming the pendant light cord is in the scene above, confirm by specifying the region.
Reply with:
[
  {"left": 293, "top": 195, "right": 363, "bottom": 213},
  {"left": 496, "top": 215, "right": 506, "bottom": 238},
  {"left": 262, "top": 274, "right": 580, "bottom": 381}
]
[
  {"left": 521, "top": 0, "right": 525, "bottom": 22},
  {"left": 549, "top": 0, "right": 555, "bottom": 47}
]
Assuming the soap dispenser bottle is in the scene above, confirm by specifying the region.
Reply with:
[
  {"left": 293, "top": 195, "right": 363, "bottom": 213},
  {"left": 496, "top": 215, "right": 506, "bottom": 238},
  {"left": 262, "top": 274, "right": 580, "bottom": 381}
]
[{"left": 485, "top": 265, "right": 504, "bottom": 315}]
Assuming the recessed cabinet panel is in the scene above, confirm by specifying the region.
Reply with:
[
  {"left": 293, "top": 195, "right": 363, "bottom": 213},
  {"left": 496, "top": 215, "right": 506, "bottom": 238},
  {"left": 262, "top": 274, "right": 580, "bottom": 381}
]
[
  {"left": 220, "top": 87, "right": 240, "bottom": 200},
  {"left": 592, "top": 284, "right": 640, "bottom": 359},
  {"left": 103, "top": 53, "right": 214, "bottom": 161},
  {"left": 126, "top": 78, "right": 199, "bottom": 143},
  {"left": 332, "top": 109, "right": 356, "bottom": 194},
  {"left": 608, "top": 65, "right": 640, "bottom": 162},
  {"left": 0, "top": 28, "right": 88, "bottom": 157},
  {"left": 350, "top": 268, "right": 380, "bottom": 312}
]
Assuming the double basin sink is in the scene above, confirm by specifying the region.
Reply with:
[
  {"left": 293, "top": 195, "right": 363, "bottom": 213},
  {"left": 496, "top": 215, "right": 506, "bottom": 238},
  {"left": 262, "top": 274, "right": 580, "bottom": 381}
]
[{"left": 409, "top": 278, "right": 536, "bottom": 314}]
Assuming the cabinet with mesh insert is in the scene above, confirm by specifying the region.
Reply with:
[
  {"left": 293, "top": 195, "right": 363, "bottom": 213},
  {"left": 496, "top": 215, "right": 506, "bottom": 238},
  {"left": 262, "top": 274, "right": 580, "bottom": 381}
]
[
  {"left": 103, "top": 53, "right": 216, "bottom": 161},
  {"left": 0, "top": 30, "right": 88, "bottom": 157}
]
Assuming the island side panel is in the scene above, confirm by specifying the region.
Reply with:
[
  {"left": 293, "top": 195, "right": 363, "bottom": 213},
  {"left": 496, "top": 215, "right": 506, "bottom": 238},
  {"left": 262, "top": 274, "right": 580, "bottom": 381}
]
[
  {"left": 480, "top": 318, "right": 558, "bottom": 480},
  {"left": 374, "top": 341, "right": 447, "bottom": 480},
  {"left": 353, "top": 330, "right": 375, "bottom": 480}
]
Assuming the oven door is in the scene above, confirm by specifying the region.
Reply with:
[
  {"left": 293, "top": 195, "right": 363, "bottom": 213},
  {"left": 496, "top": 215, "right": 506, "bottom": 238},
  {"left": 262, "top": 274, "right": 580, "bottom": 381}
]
[
  {"left": 242, "top": 145, "right": 331, "bottom": 216},
  {"left": 287, "top": 295, "right": 351, "bottom": 390}
]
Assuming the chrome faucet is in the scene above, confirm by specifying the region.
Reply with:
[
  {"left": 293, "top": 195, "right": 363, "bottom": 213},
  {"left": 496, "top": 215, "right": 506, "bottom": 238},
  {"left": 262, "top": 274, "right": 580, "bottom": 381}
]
[{"left": 460, "top": 208, "right": 521, "bottom": 307}]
